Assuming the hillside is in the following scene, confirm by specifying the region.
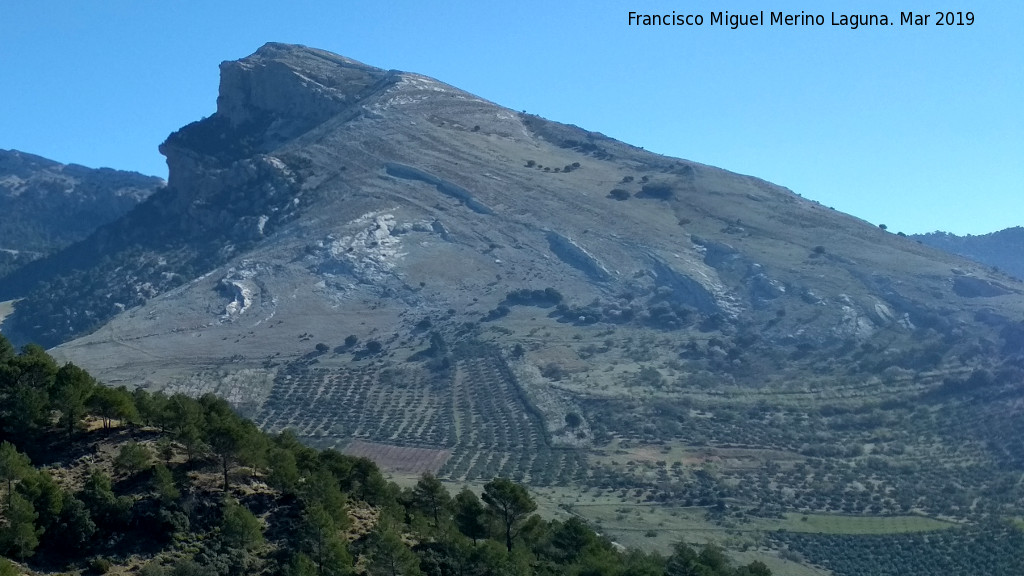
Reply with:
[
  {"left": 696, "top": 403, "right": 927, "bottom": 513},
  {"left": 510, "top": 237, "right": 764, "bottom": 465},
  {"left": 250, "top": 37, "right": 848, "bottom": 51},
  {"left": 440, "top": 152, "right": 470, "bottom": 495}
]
[
  {"left": 914, "top": 227, "right": 1024, "bottom": 281},
  {"left": 0, "top": 336, "right": 775, "bottom": 576},
  {"left": 1, "top": 43, "right": 1023, "bottom": 575},
  {"left": 0, "top": 149, "right": 161, "bottom": 278}
]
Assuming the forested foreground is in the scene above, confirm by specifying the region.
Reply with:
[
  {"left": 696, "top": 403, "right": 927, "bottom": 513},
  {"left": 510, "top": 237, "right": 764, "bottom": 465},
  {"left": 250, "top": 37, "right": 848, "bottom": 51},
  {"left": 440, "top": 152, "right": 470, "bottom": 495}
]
[{"left": 0, "top": 335, "right": 770, "bottom": 576}]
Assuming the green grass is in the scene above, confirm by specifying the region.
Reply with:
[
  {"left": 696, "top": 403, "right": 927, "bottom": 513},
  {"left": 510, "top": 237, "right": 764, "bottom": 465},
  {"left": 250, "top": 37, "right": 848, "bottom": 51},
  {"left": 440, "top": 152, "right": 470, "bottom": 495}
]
[
  {"left": 730, "top": 550, "right": 831, "bottom": 576},
  {"left": 380, "top": 479, "right": 960, "bottom": 575},
  {"left": 543, "top": 494, "right": 955, "bottom": 550},
  {"left": 751, "top": 513, "right": 955, "bottom": 534}
]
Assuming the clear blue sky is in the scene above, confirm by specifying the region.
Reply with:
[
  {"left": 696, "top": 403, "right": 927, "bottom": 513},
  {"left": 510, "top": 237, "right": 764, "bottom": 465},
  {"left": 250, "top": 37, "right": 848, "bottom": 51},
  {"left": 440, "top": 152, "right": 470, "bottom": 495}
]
[{"left": 2, "top": 1, "right": 1020, "bottom": 235}]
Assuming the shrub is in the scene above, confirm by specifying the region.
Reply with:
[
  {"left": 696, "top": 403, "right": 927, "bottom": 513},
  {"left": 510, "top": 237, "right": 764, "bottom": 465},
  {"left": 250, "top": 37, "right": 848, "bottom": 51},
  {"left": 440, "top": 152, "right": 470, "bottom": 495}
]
[
  {"left": 89, "top": 557, "right": 112, "bottom": 575},
  {"left": 503, "top": 288, "right": 563, "bottom": 306},
  {"left": 638, "top": 183, "right": 674, "bottom": 199},
  {"left": 608, "top": 189, "right": 630, "bottom": 201},
  {"left": 114, "top": 441, "right": 153, "bottom": 476},
  {"left": 541, "top": 363, "right": 566, "bottom": 381},
  {"left": 482, "top": 306, "right": 510, "bottom": 322},
  {"left": 0, "top": 559, "right": 18, "bottom": 576}
]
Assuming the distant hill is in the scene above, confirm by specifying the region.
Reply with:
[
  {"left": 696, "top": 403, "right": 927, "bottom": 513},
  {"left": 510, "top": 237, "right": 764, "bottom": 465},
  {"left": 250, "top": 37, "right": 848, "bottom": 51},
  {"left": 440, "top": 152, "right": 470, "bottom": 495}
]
[
  {"left": 0, "top": 149, "right": 162, "bottom": 277},
  {"left": 913, "top": 227, "right": 1024, "bottom": 280}
]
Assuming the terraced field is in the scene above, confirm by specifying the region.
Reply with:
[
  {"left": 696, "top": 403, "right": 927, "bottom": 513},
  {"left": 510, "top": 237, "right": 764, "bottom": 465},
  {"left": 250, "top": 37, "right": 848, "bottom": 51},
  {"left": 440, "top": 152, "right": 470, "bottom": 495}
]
[
  {"left": 255, "top": 365, "right": 453, "bottom": 447},
  {"left": 254, "top": 352, "right": 586, "bottom": 484},
  {"left": 439, "top": 355, "right": 585, "bottom": 484}
]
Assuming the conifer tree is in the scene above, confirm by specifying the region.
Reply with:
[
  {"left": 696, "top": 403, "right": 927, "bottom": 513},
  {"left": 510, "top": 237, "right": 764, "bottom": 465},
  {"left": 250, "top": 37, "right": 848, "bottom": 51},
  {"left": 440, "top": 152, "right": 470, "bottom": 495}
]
[
  {"left": 0, "top": 441, "right": 31, "bottom": 511},
  {"left": 481, "top": 478, "right": 536, "bottom": 552}
]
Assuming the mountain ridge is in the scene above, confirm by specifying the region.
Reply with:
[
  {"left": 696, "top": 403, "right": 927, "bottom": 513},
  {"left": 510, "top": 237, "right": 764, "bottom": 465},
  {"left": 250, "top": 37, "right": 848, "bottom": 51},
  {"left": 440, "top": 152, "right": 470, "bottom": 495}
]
[
  {"left": 913, "top": 226, "right": 1024, "bottom": 281},
  {"left": 1, "top": 46, "right": 1023, "bottom": 556},
  {"left": 1, "top": 41, "right": 1019, "bottom": 398},
  {"left": 0, "top": 149, "right": 162, "bottom": 278}
]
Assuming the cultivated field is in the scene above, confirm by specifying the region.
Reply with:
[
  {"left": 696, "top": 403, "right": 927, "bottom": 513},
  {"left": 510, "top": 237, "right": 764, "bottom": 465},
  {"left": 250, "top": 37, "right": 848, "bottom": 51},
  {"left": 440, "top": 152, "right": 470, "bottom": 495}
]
[
  {"left": 254, "top": 351, "right": 587, "bottom": 483},
  {"left": 344, "top": 440, "right": 451, "bottom": 475}
]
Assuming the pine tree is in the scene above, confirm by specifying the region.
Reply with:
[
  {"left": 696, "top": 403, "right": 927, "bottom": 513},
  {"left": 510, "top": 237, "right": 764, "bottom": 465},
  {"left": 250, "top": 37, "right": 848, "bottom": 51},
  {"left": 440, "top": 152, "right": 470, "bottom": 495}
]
[
  {"left": 411, "top": 473, "right": 451, "bottom": 530},
  {"left": 0, "top": 492, "right": 40, "bottom": 558},
  {"left": 0, "top": 441, "right": 31, "bottom": 511},
  {"left": 452, "top": 488, "right": 488, "bottom": 544},
  {"left": 481, "top": 478, "right": 536, "bottom": 552},
  {"left": 52, "top": 362, "right": 96, "bottom": 440}
]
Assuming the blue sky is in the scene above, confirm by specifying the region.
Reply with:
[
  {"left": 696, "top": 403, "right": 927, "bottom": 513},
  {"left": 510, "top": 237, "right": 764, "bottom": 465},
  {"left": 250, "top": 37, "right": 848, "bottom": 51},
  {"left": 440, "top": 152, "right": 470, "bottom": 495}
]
[{"left": 1, "top": 1, "right": 1020, "bottom": 235}]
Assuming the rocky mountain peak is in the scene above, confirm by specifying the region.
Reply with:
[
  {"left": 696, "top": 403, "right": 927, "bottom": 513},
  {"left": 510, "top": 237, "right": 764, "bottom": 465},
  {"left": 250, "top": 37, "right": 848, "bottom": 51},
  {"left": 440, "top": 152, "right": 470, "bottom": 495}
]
[
  {"left": 4, "top": 43, "right": 1023, "bottom": 389},
  {"left": 215, "top": 42, "right": 390, "bottom": 131},
  {"left": 4, "top": 46, "right": 1024, "bottom": 574}
]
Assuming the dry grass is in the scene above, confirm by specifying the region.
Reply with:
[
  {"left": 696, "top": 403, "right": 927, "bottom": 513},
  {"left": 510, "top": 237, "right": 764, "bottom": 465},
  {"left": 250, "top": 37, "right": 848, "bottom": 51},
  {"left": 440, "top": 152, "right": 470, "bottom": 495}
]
[{"left": 344, "top": 440, "right": 451, "bottom": 475}]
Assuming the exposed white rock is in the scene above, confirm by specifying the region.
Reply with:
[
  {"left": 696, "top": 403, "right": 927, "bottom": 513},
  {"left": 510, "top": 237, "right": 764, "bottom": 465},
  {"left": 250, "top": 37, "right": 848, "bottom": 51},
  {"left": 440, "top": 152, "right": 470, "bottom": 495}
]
[
  {"left": 319, "top": 211, "right": 406, "bottom": 284},
  {"left": 836, "top": 303, "right": 876, "bottom": 339},
  {"left": 218, "top": 265, "right": 260, "bottom": 320}
]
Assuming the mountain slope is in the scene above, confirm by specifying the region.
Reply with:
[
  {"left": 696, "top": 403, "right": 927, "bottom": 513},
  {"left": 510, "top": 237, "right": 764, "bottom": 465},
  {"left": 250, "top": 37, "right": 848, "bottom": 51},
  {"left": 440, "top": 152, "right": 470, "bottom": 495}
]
[
  {"left": 1, "top": 44, "right": 1023, "bottom": 542},
  {"left": 0, "top": 149, "right": 161, "bottom": 277},
  {"left": 914, "top": 227, "right": 1024, "bottom": 280}
]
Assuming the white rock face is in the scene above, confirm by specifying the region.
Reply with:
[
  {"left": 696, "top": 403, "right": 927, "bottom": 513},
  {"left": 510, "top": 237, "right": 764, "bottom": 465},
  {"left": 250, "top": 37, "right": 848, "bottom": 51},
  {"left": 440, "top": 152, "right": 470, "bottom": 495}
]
[
  {"left": 219, "top": 266, "right": 260, "bottom": 320},
  {"left": 319, "top": 212, "right": 406, "bottom": 285},
  {"left": 216, "top": 43, "right": 380, "bottom": 130}
]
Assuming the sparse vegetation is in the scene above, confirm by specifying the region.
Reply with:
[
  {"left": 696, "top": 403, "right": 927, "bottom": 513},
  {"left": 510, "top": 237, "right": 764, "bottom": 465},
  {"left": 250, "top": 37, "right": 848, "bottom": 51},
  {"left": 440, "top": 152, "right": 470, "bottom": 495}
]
[{"left": 0, "top": 334, "right": 779, "bottom": 576}]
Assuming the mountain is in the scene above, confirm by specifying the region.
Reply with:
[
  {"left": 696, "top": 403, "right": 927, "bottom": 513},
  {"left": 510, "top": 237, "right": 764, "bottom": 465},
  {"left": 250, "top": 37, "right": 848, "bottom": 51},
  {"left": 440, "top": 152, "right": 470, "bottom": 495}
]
[
  {"left": 2, "top": 43, "right": 1024, "bottom": 570},
  {"left": 914, "top": 227, "right": 1024, "bottom": 281},
  {"left": 0, "top": 149, "right": 162, "bottom": 278}
]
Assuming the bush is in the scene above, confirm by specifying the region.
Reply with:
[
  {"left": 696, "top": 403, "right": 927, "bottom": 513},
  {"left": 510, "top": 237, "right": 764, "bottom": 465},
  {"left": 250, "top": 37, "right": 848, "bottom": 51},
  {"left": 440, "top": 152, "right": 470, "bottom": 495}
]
[
  {"left": 541, "top": 363, "right": 566, "bottom": 381},
  {"left": 637, "top": 183, "right": 674, "bottom": 199},
  {"left": 139, "top": 561, "right": 169, "bottom": 576},
  {"left": 608, "top": 189, "right": 631, "bottom": 201},
  {"left": 89, "top": 557, "right": 112, "bottom": 575},
  {"left": 503, "top": 288, "right": 563, "bottom": 307},
  {"left": 0, "top": 559, "right": 18, "bottom": 576},
  {"left": 482, "top": 306, "right": 510, "bottom": 322},
  {"left": 114, "top": 441, "right": 153, "bottom": 476}
]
